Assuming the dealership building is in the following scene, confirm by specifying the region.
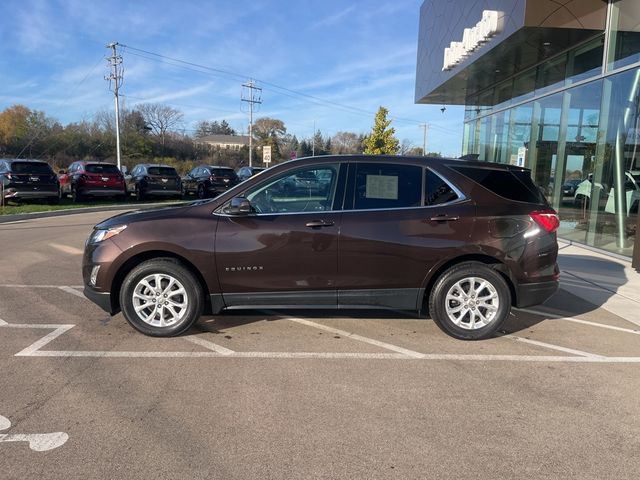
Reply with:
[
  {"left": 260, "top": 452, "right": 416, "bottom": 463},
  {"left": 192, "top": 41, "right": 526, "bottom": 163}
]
[{"left": 416, "top": 0, "right": 640, "bottom": 267}]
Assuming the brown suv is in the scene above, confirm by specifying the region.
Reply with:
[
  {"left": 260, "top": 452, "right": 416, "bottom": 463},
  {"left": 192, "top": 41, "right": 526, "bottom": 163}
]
[{"left": 83, "top": 155, "right": 559, "bottom": 340}]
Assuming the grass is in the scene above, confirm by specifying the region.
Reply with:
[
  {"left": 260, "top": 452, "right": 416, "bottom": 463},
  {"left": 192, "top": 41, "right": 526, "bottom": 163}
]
[{"left": 0, "top": 196, "right": 184, "bottom": 216}]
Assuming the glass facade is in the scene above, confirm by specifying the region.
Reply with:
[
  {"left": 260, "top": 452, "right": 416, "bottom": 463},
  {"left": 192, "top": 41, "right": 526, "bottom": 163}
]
[{"left": 463, "top": 3, "right": 640, "bottom": 257}]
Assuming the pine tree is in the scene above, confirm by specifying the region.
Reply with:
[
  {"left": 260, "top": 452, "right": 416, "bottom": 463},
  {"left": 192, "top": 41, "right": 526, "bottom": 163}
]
[{"left": 363, "top": 106, "right": 399, "bottom": 155}]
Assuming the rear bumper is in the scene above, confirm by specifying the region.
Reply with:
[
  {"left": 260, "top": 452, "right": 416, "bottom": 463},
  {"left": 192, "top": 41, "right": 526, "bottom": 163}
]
[
  {"left": 144, "top": 188, "right": 181, "bottom": 196},
  {"left": 80, "top": 188, "right": 125, "bottom": 196},
  {"left": 3, "top": 186, "right": 58, "bottom": 199},
  {"left": 515, "top": 280, "right": 559, "bottom": 308}
]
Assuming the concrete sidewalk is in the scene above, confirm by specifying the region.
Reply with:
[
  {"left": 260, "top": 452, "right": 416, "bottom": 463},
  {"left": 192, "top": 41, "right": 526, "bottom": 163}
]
[{"left": 557, "top": 241, "right": 640, "bottom": 327}]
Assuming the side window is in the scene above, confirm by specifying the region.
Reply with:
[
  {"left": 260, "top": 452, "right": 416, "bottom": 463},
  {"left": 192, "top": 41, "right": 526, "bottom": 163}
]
[
  {"left": 425, "top": 169, "right": 460, "bottom": 206},
  {"left": 353, "top": 163, "right": 422, "bottom": 210},
  {"left": 245, "top": 164, "right": 339, "bottom": 214}
]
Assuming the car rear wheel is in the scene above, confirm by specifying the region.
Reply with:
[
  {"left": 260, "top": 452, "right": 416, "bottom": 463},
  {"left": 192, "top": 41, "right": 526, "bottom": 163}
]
[
  {"left": 135, "top": 185, "right": 145, "bottom": 201},
  {"left": 119, "top": 258, "right": 204, "bottom": 337},
  {"left": 72, "top": 187, "right": 83, "bottom": 203},
  {"left": 429, "top": 262, "right": 511, "bottom": 340},
  {"left": 197, "top": 184, "right": 207, "bottom": 199}
]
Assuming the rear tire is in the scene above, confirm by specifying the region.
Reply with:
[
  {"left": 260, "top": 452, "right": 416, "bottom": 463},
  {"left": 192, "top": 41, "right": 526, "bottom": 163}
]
[
  {"left": 428, "top": 262, "right": 511, "bottom": 340},
  {"left": 197, "top": 184, "right": 207, "bottom": 199},
  {"left": 71, "top": 187, "right": 83, "bottom": 203},
  {"left": 119, "top": 258, "right": 204, "bottom": 337},
  {"left": 135, "top": 185, "right": 145, "bottom": 201}
]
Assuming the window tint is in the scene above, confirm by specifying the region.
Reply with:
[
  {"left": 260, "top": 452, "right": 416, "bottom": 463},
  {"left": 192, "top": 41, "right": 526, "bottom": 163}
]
[
  {"left": 452, "top": 166, "right": 546, "bottom": 204},
  {"left": 10, "top": 162, "right": 53, "bottom": 174},
  {"left": 425, "top": 170, "right": 459, "bottom": 206},
  {"left": 353, "top": 163, "right": 421, "bottom": 210},
  {"left": 245, "top": 164, "right": 338, "bottom": 214},
  {"left": 148, "top": 167, "right": 178, "bottom": 176},
  {"left": 86, "top": 164, "right": 120, "bottom": 174},
  {"left": 211, "top": 168, "right": 237, "bottom": 178}
]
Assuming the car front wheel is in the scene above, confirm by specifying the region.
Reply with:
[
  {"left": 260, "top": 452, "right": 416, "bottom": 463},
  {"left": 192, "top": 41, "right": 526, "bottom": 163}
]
[
  {"left": 429, "top": 262, "right": 511, "bottom": 340},
  {"left": 119, "top": 258, "right": 204, "bottom": 337}
]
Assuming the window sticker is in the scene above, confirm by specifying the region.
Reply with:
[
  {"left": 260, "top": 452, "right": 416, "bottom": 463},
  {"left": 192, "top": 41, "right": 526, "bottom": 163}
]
[{"left": 366, "top": 175, "right": 398, "bottom": 200}]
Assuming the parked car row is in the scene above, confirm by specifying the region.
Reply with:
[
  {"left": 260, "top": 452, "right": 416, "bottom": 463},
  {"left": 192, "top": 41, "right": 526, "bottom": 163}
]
[{"left": 2, "top": 159, "right": 269, "bottom": 206}]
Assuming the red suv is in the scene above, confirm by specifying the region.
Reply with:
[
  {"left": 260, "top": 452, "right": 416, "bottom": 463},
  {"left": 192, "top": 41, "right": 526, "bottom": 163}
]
[
  {"left": 83, "top": 155, "right": 559, "bottom": 341},
  {"left": 59, "top": 162, "right": 126, "bottom": 202}
]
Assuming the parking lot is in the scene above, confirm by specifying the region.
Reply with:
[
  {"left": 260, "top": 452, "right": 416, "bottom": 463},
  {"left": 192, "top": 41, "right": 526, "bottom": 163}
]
[{"left": 1, "top": 210, "right": 640, "bottom": 479}]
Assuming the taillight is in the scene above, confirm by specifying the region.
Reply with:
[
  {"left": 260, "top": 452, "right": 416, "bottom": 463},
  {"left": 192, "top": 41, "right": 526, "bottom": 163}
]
[{"left": 530, "top": 210, "right": 559, "bottom": 233}]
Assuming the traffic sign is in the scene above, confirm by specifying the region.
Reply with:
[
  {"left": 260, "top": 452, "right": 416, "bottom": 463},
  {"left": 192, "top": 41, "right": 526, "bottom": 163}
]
[{"left": 263, "top": 145, "right": 272, "bottom": 165}]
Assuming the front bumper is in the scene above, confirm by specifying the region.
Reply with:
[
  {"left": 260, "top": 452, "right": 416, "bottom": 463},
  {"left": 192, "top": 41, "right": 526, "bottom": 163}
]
[
  {"left": 515, "top": 280, "right": 559, "bottom": 308},
  {"left": 83, "top": 286, "right": 115, "bottom": 314}
]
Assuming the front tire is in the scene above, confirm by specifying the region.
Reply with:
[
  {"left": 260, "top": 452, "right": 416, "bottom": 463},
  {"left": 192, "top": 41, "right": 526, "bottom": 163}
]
[
  {"left": 428, "top": 262, "right": 511, "bottom": 340},
  {"left": 197, "top": 184, "right": 207, "bottom": 199},
  {"left": 119, "top": 258, "right": 204, "bottom": 337}
]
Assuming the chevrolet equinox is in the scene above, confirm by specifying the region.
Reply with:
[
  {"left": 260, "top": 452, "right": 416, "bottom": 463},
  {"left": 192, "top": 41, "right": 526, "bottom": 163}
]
[{"left": 83, "top": 155, "right": 559, "bottom": 340}]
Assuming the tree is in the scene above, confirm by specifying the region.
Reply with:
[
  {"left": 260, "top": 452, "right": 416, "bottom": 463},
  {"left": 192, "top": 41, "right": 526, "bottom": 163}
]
[
  {"left": 331, "top": 131, "right": 363, "bottom": 154},
  {"left": 363, "top": 106, "right": 399, "bottom": 155},
  {"left": 194, "top": 119, "right": 236, "bottom": 137},
  {"left": 137, "top": 103, "right": 184, "bottom": 149},
  {"left": 253, "top": 117, "right": 287, "bottom": 159}
]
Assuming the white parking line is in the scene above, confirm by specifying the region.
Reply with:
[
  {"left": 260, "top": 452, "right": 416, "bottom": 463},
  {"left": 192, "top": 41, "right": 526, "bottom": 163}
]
[
  {"left": 183, "top": 336, "right": 235, "bottom": 355},
  {"left": 0, "top": 285, "right": 84, "bottom": 289},
  {"left": 58, "top": 286, "right": 85, "bottom": 299},
  {"left": 281, "top": 316, "right": 426, "bottom": 358},
  {"left": 517, "top": 308, "right": 640, "bottom": 335},
  {"left": 499, "top": 333, "right": 605, "bottom": 359},
  {"left": 49, "top": 243, "right": 84, "bottom": 255}
]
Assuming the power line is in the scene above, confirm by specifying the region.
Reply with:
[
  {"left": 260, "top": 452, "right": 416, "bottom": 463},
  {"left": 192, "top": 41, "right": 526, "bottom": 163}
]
[{"left": 119, "top": 43, "right": 460, "bottom": 132}]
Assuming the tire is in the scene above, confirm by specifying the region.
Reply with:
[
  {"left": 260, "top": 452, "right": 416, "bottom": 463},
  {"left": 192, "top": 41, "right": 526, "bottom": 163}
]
[
  {"left": 71, "top": 187, "right": 83, "bottom": 203},
  {"left": 428, "top": 262, "right": 511, "bottom": 340},
  {"left": 197, "top": 184, "right": 207, "bottom": 199},
  {"left": 135, "top": 185, "right": 145, "bottom": 202},
  {"left": 119, "top": 258, "right": 204, "bottom": 337}
]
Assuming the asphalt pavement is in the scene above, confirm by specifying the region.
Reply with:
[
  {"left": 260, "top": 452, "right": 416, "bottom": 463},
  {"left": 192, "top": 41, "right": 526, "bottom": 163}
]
[{"left": 1, "top": 210, "right": 639, "bottom": 479}]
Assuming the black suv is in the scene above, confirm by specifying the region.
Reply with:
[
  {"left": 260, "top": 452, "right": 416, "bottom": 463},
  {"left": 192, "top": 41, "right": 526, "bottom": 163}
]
[
  {"left": 237, "top": 166, "right": 266, "bottom": 182},
  {"left": 83, "top": 155, "right": 559, "bottom": 341},
  {"left": 182, "top": 165, "right": 239, "bottom": 198},
  {"left": 125, "top": 164, "right": 182, "bottom": 201},
  {"left": 0, "top": 159, "right": 59, "bottom": 205}
]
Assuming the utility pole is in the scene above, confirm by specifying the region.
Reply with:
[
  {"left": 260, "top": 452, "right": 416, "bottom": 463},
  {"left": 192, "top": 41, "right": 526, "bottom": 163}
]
[
  {"left": 105, "top": 42, "right": 123, "bottom": 170},
  {"left": 241, "top": 80, "right": 262, "bottom": 167},
  {"left": 419, "top": 123, "right": 430, "bottom": 156}
]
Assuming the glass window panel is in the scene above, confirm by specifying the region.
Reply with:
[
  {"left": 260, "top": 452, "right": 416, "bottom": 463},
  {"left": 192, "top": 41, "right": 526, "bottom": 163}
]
[
  {"left": 512, "top": 68, "right": 536, "bottom": 104},
  {"left": 535, "top": 54, "right": 568, "bottom": 96},
  {"left": 567, "top": 36, "right": 604, "bottom": 84},
  {"left": 608, "top": 0, "right": 640, "bottom": 71}
]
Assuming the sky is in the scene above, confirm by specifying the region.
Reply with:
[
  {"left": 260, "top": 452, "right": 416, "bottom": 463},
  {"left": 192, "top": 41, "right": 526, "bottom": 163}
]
[{"left": 0, "top": 0, "right": 464, "bottom": 156}]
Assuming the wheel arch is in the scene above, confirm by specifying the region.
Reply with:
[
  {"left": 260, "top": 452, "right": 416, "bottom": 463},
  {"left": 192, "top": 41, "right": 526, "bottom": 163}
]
[
  {"left": 109, "top": 250, "right": 212, "bottom": 314},
  {"left": 419, "top": 254, "right": 517, "bottom": 312}
]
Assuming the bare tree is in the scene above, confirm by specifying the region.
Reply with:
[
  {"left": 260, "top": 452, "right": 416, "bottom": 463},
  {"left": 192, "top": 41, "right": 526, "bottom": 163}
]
[
  {"left": 331, "top": 131, "right": 363, "bottom": 154},
  {"left": 136, "top": 103, "right": 184, "bottom": 149}
]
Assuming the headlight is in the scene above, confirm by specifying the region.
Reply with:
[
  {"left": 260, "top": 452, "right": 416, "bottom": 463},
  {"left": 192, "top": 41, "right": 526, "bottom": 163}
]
[{"left": 89, "top": 225, "right": 127, "bottom": 244}]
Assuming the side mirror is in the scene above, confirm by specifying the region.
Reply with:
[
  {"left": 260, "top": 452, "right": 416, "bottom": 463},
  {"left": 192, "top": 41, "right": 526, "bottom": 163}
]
[{"left": 227, "top": 196, "right": 253, "bottom": 215}]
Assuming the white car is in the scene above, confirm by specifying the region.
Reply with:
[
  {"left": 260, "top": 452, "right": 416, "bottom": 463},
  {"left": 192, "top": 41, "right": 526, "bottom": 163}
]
[{"left": 574, "top": 171, "right": 640, "bottom": 214}]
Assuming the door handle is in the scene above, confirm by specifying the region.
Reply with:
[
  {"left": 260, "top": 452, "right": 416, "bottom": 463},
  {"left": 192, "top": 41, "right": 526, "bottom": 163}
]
[
  {"left": 429, "top": 214, "right": 460, "bottom": 222},
  {"left": 305, "top": 220, "right": 335, "bottom": 228}
]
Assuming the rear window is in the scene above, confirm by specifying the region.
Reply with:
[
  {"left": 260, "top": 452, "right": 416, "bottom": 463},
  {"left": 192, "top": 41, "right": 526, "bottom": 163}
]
[
  {"left": 148, "top": 167, "right": 178, "bottom": 176},
  {"left": 211, "top": 168, "right": 237, "bottom": 178},
  {"left": 86, "top": 164, "right": 120, "bottom": 174},
  {"left": 451, "top": 166, "right": 546, "bottom": 204},
  {"left": 425, "top": 170, "right": 459, "bottom": 206},
  {"left": 10, "top": 162, "right": 53, "bottom": 174}
]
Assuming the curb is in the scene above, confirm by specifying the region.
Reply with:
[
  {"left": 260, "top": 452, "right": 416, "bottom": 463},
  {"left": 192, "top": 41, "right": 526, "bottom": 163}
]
[{"left": 0, "top": 201, "right": 187, "bottom": 223}]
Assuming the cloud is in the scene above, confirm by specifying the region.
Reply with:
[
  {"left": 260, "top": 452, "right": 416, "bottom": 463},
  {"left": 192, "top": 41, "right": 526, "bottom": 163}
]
[{"left": 310, "top": 5, "right": 357, "bottom": 29}]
